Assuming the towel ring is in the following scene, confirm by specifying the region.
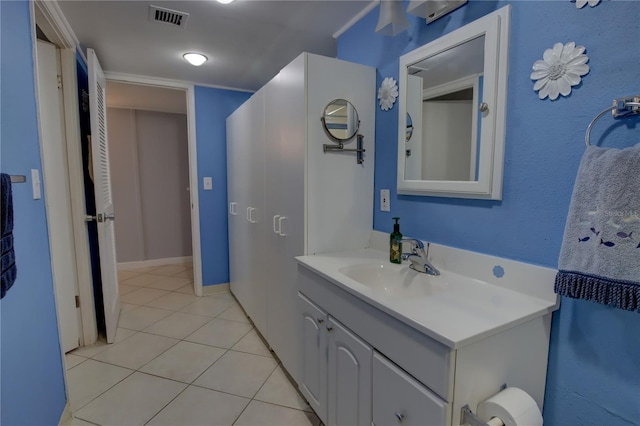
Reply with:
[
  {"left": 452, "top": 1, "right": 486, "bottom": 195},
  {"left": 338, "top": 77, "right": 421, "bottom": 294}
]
[{"left": 585, "top": 95, "right": 640, "bottom": 146}]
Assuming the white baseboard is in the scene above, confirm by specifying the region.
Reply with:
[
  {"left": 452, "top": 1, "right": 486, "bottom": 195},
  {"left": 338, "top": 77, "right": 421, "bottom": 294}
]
[
  {"left": 58, "top": 402, "right": 72, "bottom": 425},
  {"left": 202, "top": 283, "right": 230, "bottom": 296},
  {"left": 118, "top": 256, "right": 193, "bottom": 271}
]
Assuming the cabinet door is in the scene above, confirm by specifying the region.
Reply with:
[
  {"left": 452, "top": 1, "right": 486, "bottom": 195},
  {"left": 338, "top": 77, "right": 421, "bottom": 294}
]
[
  {"left": 245, "top": 88, "right": 268, "bottom": 337},
  {"left": 265, "top": 55, "right": 306, "bottom": 383},
  {"left": 226, "top": 101, "right": 251, "bottom": 312},
  {"left": 298, "top": 293, "right": 328, "bottom": 423},
  {"left": 327, "top": 317, "right": 372, "bottom": 426},
  {"left": 263, "top": 73, "right": 285, "bottom": 351},
  {"left": 372, "top": 352, "right": 448, "bottom": 426}
]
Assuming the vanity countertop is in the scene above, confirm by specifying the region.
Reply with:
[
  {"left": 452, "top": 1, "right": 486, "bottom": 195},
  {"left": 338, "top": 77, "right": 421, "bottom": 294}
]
[{"left": 296, "top": 248, "right": 558, "bottom": 349}]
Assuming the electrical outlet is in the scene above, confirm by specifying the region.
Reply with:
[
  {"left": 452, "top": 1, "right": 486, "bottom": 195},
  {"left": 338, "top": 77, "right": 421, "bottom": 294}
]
[{"left": 381, "top": 189, "right": 390, "bottom": 212}]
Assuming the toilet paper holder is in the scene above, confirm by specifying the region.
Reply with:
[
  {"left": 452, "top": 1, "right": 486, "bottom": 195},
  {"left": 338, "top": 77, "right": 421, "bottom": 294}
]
[
  {"left": 460, "top": 405, "right": 491, "bottom": 426},
  {"left": 460, "top": 384, "right": 507, "bottom": 426}
]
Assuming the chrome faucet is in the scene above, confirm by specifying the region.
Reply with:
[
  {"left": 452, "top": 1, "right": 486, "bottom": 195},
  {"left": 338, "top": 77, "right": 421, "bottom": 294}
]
[{"left": 400, "top": 238, "right": 441, "bottom": 276}]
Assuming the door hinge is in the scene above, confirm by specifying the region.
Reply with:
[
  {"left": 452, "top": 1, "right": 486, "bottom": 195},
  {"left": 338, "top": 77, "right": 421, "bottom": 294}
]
[
  {"left": 57, "top": 75, "right": 63, "bottom": 89},
  {"left": 75, "top": 295, "right": 80, "bottom": 308}
]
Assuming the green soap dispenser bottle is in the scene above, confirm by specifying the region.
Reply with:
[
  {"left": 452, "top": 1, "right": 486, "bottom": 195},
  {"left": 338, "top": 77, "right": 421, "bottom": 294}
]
[{"left": 390, "top": 217, "right": 402, "bottom": 264}]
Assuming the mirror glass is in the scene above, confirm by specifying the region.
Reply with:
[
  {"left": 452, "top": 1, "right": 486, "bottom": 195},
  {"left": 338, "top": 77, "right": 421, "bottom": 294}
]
[
  {"left": 406, "top": 113, "right": 413, "bottom": 142},
  {"left": 404, "top": 36, "right": 483, "bottom": 181},
  {"left": 322, "top": 99, "right": 360, "bottom": 141},
  {"left": 397, "top": 6, "right": 510, "bottom": 200}
]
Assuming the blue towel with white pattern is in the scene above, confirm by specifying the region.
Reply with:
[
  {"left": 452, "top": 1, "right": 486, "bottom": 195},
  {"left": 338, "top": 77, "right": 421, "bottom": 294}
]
[{"left": 555, "top": 144, "right": 640, "bottom": 312}]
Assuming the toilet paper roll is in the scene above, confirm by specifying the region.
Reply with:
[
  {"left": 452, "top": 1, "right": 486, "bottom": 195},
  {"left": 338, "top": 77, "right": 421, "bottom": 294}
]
[
  {"left": 487, "top": 417, "right": 505, "bottom": 426},
  {"left": 477, "top": 387, "right": 543, "bottom": 426}
]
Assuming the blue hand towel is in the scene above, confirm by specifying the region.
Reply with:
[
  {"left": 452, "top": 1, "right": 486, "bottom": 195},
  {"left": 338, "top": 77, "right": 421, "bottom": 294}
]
[
  {"left": 555, "top": 144, "right": 640, "bottom": 311},
  {"left": 1, "top": 173, "right": 17, "bottom": 299}
]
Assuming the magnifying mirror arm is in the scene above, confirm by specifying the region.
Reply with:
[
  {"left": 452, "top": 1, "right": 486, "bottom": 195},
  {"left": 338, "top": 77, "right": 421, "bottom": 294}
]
[{"left": 323, "top": 134, "right": 366, "bottom": 164}]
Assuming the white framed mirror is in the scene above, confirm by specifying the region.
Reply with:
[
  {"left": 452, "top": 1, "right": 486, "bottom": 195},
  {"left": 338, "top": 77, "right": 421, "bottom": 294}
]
[{"left": 397, "top": 5, "right": 510, "bottom": 199}]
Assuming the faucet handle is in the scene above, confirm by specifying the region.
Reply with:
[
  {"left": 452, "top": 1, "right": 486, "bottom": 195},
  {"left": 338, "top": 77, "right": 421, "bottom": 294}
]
[{"left": 400, "top": 238, "right": 424, "bottom": 250}]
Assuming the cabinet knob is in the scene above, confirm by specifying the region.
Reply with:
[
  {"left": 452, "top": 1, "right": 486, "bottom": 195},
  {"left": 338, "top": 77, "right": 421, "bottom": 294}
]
[
  {"left": 317, "top": 318, "right": 324, "bottom": 324},
  {"left": 395, "top": 412, "right": 405, "bottom": 423},
  {"left": 326, "top": 325, "right": 333, "bottom": 332}
]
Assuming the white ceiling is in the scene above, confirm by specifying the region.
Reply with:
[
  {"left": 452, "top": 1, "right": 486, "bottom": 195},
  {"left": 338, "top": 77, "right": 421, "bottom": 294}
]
[
  {"left": 106, "top": 81, "right": 187, "bottom": 114},
  {"left": 58, "top": 0, "right": 376, "bottom": 92}
]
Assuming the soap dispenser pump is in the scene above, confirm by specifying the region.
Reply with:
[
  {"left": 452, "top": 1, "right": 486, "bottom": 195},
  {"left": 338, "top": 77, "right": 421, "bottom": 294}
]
[{"left": 390, "top": 217, "right": 402, "bottom": 264}]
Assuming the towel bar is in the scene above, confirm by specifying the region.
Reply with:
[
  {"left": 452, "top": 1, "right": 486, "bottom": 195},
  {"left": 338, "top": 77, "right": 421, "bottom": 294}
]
[{"left": 585, "top": 95, "right": 640, "bottom": 146}]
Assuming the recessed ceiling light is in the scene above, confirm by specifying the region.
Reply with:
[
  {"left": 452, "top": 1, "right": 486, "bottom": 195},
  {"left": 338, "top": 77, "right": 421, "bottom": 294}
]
[
  {"left": 183, "top": 53, "right": 208, "bottom": 66},
  {"left": 217, "top": 0, "right": 235, "bottom": 4}
]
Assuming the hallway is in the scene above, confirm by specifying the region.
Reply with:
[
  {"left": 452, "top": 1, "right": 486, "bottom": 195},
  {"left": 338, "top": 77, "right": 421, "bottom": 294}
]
[{"left": 63, "top": 263, "right": 319, "bottom": 425}]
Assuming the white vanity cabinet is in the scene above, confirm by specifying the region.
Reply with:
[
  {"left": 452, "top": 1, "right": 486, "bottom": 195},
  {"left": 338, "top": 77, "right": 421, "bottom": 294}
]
[
  {"left": 297, "top": 254, "right": 556, "bottom": 426},
  {"left": 226, "top": 52, "right": 375, "bottom": 384},
  {"left": 299, "top": 288, "right": 446, "bottom": 426},
  {"left": 299, "top": 293, "right": 372, "bottom": 426}
]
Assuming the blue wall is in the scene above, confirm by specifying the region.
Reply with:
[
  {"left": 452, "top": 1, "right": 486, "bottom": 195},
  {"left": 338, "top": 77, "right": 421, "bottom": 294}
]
[
  {"left": 194, "top": 86, "right": 251, "bottom": 286},
  {"left": 337, "top": 1, "right": 639, "bottom": 425},
  {"left": 0, "top": 1, "right": 68, "bottom": 424}
]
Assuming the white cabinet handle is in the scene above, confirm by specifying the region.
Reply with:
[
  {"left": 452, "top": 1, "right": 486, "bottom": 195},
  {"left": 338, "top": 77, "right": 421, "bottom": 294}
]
[
  {"left": 278, "top": 216, "right": 287, "bottom": 236},
  {"left": 246, "top": 207, "right": 257, "bottom": 223},
  {"left": 230, "top": 202, "right": 237, "bottom": 215},
  {"left": 273, "top": 215, "right": 281, "bottom": 234}
]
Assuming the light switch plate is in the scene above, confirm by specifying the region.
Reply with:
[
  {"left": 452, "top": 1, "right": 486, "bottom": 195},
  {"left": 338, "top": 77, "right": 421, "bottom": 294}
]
[
  {"left": 31, "top": 169, "right": 41, "bottom": 200},
  {"left": 381, "top": 189, "right": 390, "bottom": 212},
  {"left": 203, "top": 177, "right": 213, "bottom": 190}
]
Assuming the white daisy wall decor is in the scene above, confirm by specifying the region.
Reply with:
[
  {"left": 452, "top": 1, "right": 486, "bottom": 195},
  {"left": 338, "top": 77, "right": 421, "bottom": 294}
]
[
  {"left": 575, "top": 0, "right": 601, "bottom": 9},
  {"left": 531, "top": 42, "right": 590, "bottom": 101},
  {"left": 378, "top": 77, "right": 398, "bottom": 111}
]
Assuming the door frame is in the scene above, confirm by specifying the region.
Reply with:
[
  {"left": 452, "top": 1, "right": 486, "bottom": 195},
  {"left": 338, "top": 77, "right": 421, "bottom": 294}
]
[
  {"left": 103, "top": 72, "right": 203, "bottom": 297},
  {"left": 35, "top": 38, "right": 82, "bottom": 353},
  {"left": 32, "top": 4, "right": 205, "bottom": 331},
  {"left": 33, "top": 0, "right": 98, "bottom": 346}
]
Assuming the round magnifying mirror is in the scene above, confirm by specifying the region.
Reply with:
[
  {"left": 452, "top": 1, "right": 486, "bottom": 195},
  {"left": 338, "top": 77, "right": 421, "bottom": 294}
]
[
  {"left": 321, "top": 99, "right": 360, "bottom": 141},
  {"left": 406, "top": 113, "right": 413, "bottom": 142}
]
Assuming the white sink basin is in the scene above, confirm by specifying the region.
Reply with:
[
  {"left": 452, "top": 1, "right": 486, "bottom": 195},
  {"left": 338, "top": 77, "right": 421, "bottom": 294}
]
[
  {"left": 298, "top": 247, "right": 559, "bottom": 348},
  {"left": 338, "top": 263, "right": 447, "bottom": 299}
]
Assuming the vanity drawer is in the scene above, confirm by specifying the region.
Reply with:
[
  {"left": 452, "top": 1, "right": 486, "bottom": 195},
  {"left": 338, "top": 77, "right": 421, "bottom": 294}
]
[{"left": 372, "top": 352, "right": 448, "bottom": 426}]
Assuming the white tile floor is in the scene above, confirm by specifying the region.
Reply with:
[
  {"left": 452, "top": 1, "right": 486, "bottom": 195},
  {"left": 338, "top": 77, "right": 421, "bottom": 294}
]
[{"left": 64, "top": 263, "right": 319, "bottom": 426}]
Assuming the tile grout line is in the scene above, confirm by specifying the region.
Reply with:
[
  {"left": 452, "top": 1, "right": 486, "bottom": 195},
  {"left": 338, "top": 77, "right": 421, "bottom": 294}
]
[
  {"left": 70, "top": 366, "right": 136, "bottom": 419},
  {"left": 133, "top": 293, "right": 256, "bottom": 425},
  {"left": 73, "top": 267, "right": 314, "bottom": 425},
  {"left": 70, "top": 271, "right": 192, "bottom": 424}
]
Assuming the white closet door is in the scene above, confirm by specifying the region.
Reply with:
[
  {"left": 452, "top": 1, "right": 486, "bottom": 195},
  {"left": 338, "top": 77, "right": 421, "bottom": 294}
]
[
  {"left": 246, "top": 88, "right": 268, "bottom": 337},
  {"left": 264, "top": 73, "right": 284, "bottom": 342},
  {"left": 227, "top": 105, "right": 245, "bottom": 309},
  {"left": 266, "top": 54, "right": 307, "bottom": 383},
  {"left": 88, "top": 48, "right": 120, "bottom": 343},
  {"left": 229, "top": 88, "right": 267, "bottom": 336}
]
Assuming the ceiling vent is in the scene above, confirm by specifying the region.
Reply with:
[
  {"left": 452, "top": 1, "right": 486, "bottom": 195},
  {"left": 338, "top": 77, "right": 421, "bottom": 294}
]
[{"left": 148, "top": 5, "right": 190, "bottom": 29}]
